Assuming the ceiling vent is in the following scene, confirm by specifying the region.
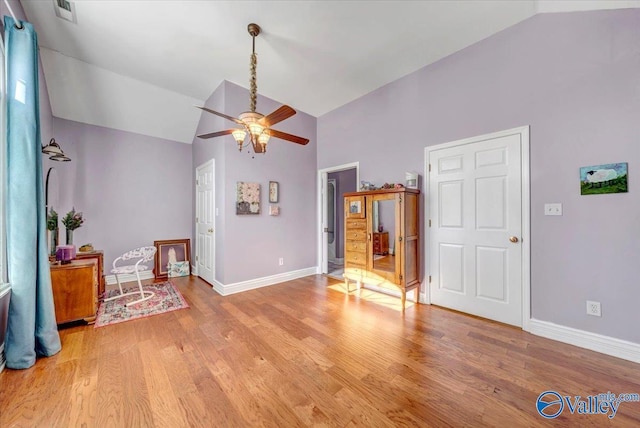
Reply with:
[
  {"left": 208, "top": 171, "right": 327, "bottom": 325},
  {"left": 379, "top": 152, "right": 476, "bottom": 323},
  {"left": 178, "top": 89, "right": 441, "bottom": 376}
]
[{"left": 53, "top": 0, "right": 77, "bottom": 24}]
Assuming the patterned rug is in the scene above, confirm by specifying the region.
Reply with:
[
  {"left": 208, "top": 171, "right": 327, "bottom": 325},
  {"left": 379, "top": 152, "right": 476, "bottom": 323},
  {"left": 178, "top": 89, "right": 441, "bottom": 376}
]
[{"left": 94, "top": 281, "right": 189, "bottom": 328}]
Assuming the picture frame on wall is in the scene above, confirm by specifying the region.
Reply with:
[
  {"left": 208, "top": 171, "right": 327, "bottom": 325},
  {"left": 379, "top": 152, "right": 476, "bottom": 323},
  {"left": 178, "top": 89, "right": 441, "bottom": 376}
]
[
  {"left": 154, "top": 238, "right": 191, "bottom": 279},
  {"left": 237, "top": 182, "right": 261, "bottom": 215},
  {"left": 269, "top": 181, "right": 279, "bottom": 203},
  {"left": 579, "top": 162, "right": 628, "bottom": 195}
]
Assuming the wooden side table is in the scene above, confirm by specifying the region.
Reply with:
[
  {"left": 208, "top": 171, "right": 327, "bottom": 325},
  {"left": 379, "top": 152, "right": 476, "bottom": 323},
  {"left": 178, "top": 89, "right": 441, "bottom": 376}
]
[
  {"left": 372, "top": 231, "right": 389, "bottom": 255},
  {"left": 50, "top": 259, "right": 98, "bottom": 325}
]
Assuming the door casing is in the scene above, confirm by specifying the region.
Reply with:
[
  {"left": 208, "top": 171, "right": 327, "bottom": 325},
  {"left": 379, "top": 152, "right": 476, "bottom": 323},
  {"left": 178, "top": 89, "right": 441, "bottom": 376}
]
[{"left": 423, "top": 126, "right": 531, "bottom": 331}]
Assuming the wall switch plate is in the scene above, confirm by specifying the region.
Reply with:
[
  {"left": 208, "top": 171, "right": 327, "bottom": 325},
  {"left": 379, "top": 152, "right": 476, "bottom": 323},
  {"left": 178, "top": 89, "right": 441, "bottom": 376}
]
[
  {"left": 279, "top": 258, "right": 284, "bottom": 266},
  {"left": 586, "top": 300, "right": 601, "bottom": 317},
  {"left": 544, "top": 203, "right": 562, "bottom": 216}
]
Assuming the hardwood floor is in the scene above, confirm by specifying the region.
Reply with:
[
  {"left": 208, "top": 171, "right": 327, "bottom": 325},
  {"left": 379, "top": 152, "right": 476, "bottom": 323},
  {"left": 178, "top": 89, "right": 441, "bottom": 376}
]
[{"left": 1, "top": 274, "right": 640, "bottom": 427}]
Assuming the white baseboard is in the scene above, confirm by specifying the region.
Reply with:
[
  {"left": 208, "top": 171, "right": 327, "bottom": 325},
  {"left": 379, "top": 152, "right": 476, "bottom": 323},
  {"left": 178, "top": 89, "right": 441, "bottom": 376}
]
[
  {"left": 105, "top": 271, "right": 155, "bottom": 285},
  {"left": 529, "top": 318, "right": 640, "bottom": 364},
  {"left": 211, "top": 267, "right": 317, "bottom": 296}
]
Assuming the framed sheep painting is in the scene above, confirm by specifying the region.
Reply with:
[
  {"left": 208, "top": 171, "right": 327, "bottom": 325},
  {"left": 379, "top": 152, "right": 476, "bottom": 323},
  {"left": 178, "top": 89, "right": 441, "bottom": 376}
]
[{"left": 580, "top": 162, "right": 628, "bottom": 195}]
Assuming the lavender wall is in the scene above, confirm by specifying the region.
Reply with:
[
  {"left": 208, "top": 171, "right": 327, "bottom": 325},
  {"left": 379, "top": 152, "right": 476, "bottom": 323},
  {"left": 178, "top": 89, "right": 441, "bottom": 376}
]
[
  {"left": 318, "top": 9, "right": 640, "bottom": 343},
  {"left": 193, "top": 81, "right": 317, "bottom": 284},
  {"left": 328, "top": 168, "right": 357, "bottom": 258},
  {"left": 52, "top": 118, "right": 193, "bottom": 269},
  {"left": 192, "top": 83, "right": 227, "bottom": 282}
]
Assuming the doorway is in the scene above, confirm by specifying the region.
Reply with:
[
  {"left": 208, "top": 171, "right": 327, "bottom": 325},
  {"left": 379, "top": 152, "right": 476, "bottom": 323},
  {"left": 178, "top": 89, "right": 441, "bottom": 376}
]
[
  {"left": 426, "top": 126, "right": 530, "bottom": 327},
  {"left": 317, "top": 163, "right": 359, "bottom": 278},
  {"left": 327, "top": 179, "right": 337, "bottom": 263},
  {"left": 195, "top": 159, "right": 215, "bottom": 285}
]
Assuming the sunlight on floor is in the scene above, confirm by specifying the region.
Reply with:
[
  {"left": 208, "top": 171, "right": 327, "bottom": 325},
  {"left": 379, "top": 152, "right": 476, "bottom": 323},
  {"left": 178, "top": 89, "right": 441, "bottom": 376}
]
[{"left": 327, "top": 283, "right": 415, "bottom": 313}]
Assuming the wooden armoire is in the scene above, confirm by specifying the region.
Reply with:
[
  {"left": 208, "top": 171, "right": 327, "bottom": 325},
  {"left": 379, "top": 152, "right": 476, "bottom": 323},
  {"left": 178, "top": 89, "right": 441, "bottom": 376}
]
[{"left": 343, "top": 188, "right": 420, "bottom": 311}]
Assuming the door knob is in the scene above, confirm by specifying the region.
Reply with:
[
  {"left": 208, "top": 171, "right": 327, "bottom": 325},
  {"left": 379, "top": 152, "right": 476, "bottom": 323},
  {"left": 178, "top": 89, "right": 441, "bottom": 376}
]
[
  {"left": 208, "top": 228, "right": 214, "bottom": 233},
  {"left": 509, "top": 236, "right": 519, "bottom": 243}
]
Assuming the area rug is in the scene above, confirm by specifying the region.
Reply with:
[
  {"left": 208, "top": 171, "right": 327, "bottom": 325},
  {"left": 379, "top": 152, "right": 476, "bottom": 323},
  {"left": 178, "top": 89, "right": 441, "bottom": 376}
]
[{"left": 94, "top": 281, "right": 189, "bottom": 328}]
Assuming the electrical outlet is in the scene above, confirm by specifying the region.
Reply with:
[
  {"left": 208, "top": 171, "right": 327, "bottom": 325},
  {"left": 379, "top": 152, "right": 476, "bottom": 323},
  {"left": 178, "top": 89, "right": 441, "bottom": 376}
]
[
  {"left": 279, "top": 257, "right": 284, "bottom": 266},
  {"left": 586, "top": 300, "right": 601, "bottom": 317}
]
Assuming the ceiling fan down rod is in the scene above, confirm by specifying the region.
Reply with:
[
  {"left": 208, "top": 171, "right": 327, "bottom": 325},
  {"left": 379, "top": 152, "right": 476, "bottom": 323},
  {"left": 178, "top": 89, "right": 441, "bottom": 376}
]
[{"left": 248, "top": 23, "right": 261, "bottom": 113}]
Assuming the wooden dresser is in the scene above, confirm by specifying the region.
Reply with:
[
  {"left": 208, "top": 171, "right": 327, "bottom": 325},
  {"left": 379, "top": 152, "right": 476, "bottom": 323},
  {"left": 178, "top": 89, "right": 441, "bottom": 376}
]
[
  {"left": 75, "top": 250, "right": 105, "bottom": 297},
  {"left": 343, "top": 188, "right": 420, "bottom": 311},
  {"left": 50, "top": 259, "right": 98, "bottom": 325}
]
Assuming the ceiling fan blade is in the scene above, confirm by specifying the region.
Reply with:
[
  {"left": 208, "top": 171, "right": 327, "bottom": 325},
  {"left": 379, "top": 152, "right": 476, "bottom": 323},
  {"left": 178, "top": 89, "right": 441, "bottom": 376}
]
[
  {"left": 269, "top": 129, "right": 309, "bottom": 145},
  {"left": 197, "top": 129, "right": 235, "bottom": 139},
  {"left": 196, "top": 106, "right": 244, "bottom": 125},
  {"left": 259, "top": 105, "right": 296, "bottom": 127}
]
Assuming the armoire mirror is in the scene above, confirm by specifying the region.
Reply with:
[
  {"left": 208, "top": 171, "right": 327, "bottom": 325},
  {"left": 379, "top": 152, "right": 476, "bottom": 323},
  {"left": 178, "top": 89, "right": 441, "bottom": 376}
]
[
  {"left": 46, "top": 167, "right": 59, "bottom": 255},
  {"left": 372, "top": 198, "right": 395, "bottom": 274}
]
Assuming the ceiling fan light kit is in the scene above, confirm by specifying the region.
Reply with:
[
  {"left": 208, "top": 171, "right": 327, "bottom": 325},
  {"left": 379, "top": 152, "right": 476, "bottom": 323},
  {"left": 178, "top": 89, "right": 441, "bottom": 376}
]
[{"left": 196, "top": 23, "right": 309, "bottom": 155}]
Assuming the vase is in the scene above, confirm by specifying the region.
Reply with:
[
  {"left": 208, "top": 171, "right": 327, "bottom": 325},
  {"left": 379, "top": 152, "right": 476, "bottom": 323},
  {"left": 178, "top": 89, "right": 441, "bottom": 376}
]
[
  {"left": 66, "top": 229, "right": 73, "bottom": 245},
  {"left": 50, "top": 229, "right": 58, "bottom": 256}
]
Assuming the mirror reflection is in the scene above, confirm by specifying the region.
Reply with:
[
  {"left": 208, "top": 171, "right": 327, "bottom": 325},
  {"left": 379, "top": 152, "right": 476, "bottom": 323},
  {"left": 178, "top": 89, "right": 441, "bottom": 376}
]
[
  {"left": 372, "top": 199, "right": 395, "bottom": 273},
  {"left": 46, "top": 167, "right": 60, "bottom": 256}
]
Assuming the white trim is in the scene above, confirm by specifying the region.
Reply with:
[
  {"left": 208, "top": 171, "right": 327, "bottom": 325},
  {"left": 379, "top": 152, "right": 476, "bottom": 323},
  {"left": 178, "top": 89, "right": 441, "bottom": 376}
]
[
  {"left": 423, "top": 125, "right": 531, "bottom": 329},
  {"left": 529, "top": 319, "right": 640, "bottom": 364},
  {"left": 191, "top": 264, "right": 197, "bottom": 275},
  {"left": 105, "top": 271, "right": 155, "bottom": 285},
  {"left": 317, "top": 162, "right": 359, "bottom": 275},
  {"left": 211, "top": 267, "right": 317, "bottom": 296}
]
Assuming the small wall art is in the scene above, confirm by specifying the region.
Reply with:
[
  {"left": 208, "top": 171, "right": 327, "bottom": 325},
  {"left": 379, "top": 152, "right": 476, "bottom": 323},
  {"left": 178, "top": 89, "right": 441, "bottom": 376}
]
[
  {"left": 269, "top": 181, "right": 279, "bottom": 203},
  {"left": 237, "top": 182, "right": 261, "bottom": 214},
  {"left": 269, "top": 205, "right": 280, "bottom": 216},
  {"left": 580, "top": 162, "right": 628, "bottom": 195}
]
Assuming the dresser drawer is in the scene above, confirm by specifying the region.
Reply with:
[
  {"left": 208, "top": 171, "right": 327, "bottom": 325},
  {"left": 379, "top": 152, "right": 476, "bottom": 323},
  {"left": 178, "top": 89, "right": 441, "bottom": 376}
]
[
  {"left": 345, "top": 250, "right": 366, "bottom": 266},
  {"left": 346, "top": 229, "right": 367, "bottom": 241},
  {"left": 346, "top": 219, "right": 367, "bottom": 230},
  {"left": 346, "top": 241, "right": 366, "bottom": 252}
]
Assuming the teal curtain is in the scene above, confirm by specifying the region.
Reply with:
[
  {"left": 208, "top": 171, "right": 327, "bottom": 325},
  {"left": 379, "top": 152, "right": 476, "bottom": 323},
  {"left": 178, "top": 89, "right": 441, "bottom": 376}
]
[{"left": 4, "top": 16, "right": 60, "bottom": 369}]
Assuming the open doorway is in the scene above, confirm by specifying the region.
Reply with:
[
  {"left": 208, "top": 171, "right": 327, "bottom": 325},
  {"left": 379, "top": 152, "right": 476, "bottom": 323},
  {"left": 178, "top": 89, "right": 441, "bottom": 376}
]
[{"left": 318, "top": 163, "right": 358, "bottom": 278}]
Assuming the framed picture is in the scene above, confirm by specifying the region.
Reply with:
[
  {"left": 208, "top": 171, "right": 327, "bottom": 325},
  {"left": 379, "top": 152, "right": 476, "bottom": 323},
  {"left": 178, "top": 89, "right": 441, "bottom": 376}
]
[
  {"left": 168, "top": 261, "right": 190, "bottom": 278},
  {"left": 154, "top": 239, "right": 191, "bottom": 279},
  {"left": 237, "top": 182, "right": 260, "bottom": 215},
  {"left": 269, "top": 181, "right": 279, "bottom": 203},
  {"left": 269, "top": 205, "right": 280, "bottom": 216},
  {"left": 346, "top": 196, "right": 365, "bottom": 219},
  {"left": 580, "top": 162, "right": 628, "bottom": 195}
]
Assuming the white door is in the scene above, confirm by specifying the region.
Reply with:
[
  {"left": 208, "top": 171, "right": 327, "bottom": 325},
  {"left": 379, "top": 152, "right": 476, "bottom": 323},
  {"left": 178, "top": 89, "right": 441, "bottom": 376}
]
[
  {"left": 327, "top": 179, "right": 337, "bottom": 262},
  {"left": 429, "top": 131, "right": 523, "bottom": 326},
  {"left": 196, "top": 160, "right": 215, "bottom": 285}
]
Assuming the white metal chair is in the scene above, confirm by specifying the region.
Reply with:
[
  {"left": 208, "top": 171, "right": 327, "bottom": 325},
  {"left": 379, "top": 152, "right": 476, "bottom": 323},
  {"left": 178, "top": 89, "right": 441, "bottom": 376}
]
[{"left": 104, "top": 246, "right": 157, "bottom": 307}]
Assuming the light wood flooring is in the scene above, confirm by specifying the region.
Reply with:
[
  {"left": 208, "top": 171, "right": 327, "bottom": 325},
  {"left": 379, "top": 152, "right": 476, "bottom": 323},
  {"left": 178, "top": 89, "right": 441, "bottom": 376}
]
[{"left": 1, "top": 274, "right": 640, "bottom": 427}]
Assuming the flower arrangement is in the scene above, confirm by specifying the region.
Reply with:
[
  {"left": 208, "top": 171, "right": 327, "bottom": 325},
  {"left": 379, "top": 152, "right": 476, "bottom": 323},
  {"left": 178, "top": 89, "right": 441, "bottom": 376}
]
[
  {"left": 62, "top": 207, "right": 84, "bottom": 230},
  {"left": 46, "top": 208, "right": 58, "bottom": 231}
]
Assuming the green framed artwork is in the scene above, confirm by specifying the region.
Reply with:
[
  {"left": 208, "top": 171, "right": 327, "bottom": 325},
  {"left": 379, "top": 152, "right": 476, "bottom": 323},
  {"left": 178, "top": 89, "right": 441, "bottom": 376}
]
[{"left": 580, "top": 163, "right": 628, "bottom": 195}]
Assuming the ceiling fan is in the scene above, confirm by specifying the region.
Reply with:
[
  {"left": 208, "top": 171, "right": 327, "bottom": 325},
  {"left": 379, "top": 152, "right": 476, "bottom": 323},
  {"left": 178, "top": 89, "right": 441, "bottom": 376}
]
[{"left": 196, "top": 23, "right": 309, "bottom": 154}]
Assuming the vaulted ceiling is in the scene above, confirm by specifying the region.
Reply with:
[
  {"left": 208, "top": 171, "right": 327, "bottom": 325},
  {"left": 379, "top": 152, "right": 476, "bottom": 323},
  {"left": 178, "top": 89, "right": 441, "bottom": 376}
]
[{"left": 21, "top": 0, "right": 640, "bottom": 144}]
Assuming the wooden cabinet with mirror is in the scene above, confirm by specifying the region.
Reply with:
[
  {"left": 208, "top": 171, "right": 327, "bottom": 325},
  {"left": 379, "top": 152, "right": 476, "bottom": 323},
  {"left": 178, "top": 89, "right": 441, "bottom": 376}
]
[{"left": 343, "top": 188, "right": 420, "bottom": 311}]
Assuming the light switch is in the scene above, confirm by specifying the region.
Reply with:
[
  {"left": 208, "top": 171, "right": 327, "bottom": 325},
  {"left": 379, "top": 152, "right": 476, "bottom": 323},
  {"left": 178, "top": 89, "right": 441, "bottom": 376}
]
[{"left": 544, "top": 203, "right": 562, "bottom": 216}]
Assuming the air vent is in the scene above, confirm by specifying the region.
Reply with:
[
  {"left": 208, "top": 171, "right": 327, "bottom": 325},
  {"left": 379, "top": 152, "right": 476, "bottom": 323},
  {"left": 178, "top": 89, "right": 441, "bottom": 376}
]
[
  {"left": 53, "top": 0, "right": 77, "bottom": 23},
  {"left": 56, "top": 0, "right": 71, "bottom": 11}
]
